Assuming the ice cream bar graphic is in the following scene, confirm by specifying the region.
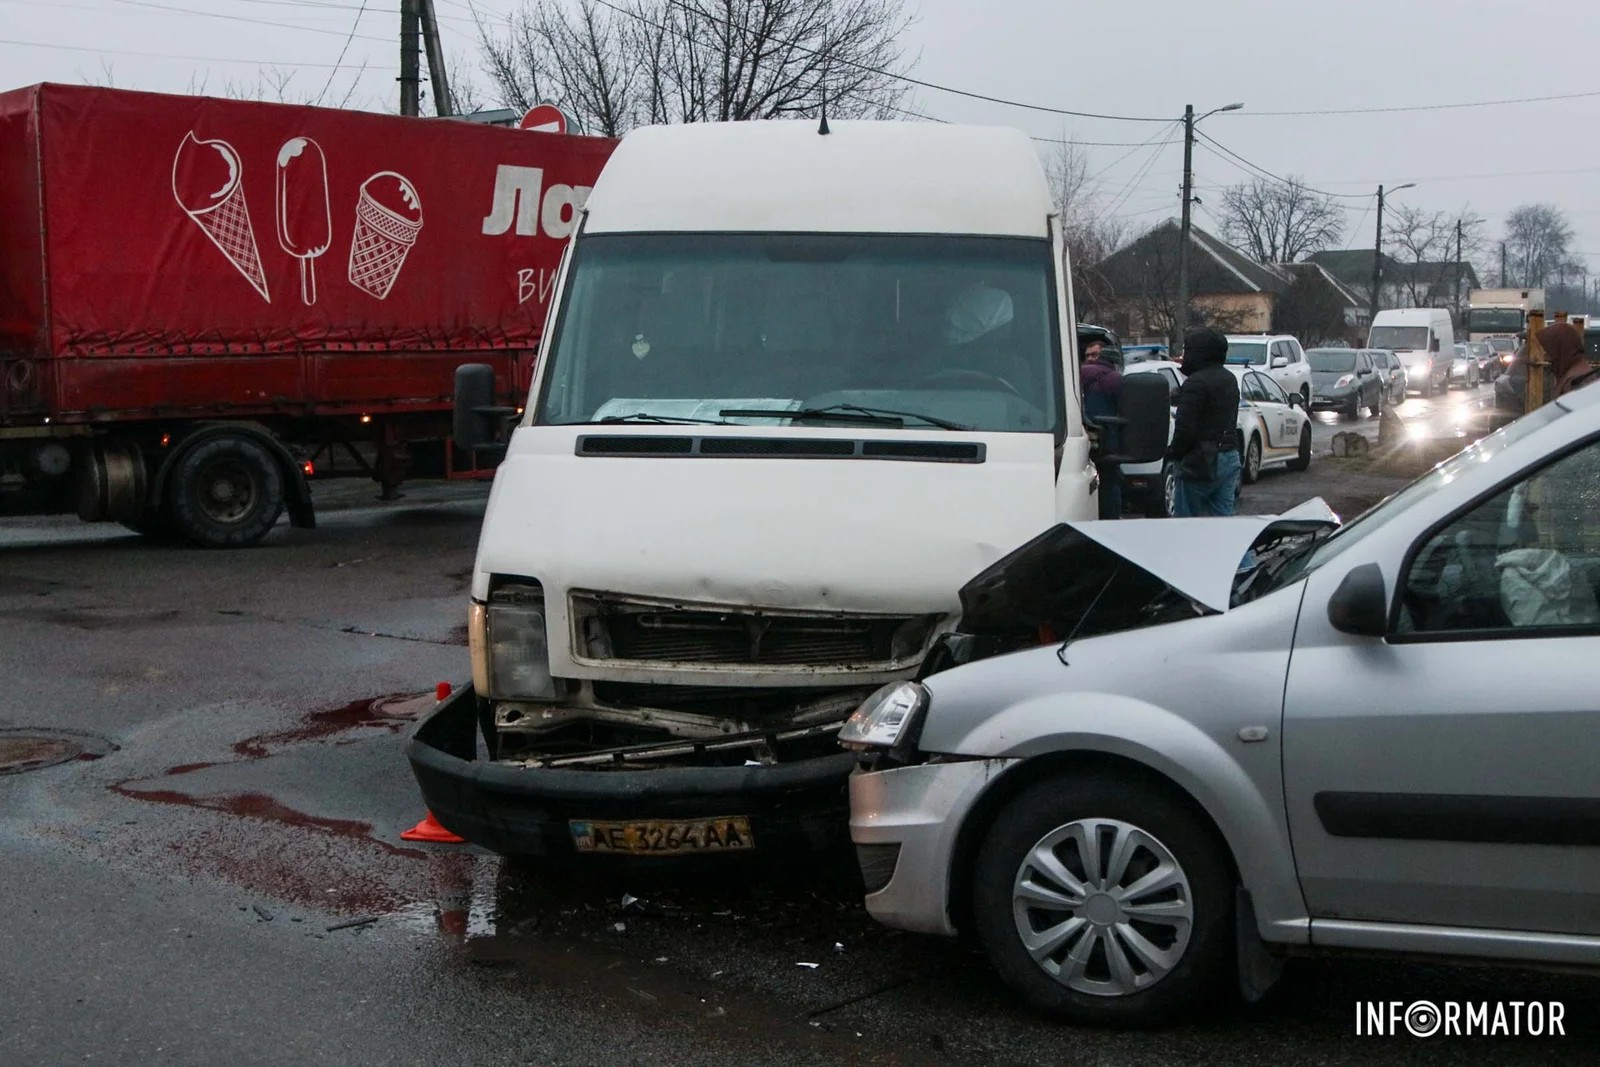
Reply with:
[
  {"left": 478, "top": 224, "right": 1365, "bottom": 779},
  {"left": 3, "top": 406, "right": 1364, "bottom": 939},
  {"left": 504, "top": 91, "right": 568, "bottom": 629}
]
[
  {"left": 275, "top": 137, "right": 331, "bottom": 306},
  {"left": 348, "top": 172, "right": 423, "bottom": 300},
  {"left": 171, "top": 132, "right": 270, "bottom": 302}
]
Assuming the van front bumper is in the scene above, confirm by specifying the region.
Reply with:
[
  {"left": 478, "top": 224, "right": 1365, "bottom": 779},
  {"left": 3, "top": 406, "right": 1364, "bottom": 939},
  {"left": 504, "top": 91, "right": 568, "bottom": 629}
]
[{"left": 405, "top": 685, "right": 856, "bottom": 858}]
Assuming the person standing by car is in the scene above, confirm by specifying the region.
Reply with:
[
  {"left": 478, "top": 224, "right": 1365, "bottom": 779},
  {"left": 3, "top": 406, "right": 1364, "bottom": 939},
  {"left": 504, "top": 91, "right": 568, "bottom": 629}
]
[
  {"left": 1168, "top": 328, "right": 1241, "bottom": 516},
  {"left": 1081, "top": 340, "right": 1124, "bottom": 519}
]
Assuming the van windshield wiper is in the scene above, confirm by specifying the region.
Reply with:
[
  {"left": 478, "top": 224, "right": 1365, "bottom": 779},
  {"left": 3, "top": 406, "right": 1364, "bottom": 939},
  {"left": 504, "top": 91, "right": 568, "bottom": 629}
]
[
  {"left": 593, "top": 413, "right": 729, "bottom": 425},
  {"left": 718, "top": 404, "right": 971, "bottom": 431}
]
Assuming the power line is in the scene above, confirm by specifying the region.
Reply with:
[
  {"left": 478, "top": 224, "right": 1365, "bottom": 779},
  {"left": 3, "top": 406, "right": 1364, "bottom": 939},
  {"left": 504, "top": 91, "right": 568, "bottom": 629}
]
[
  {"left": 1194, "top": 130, "right": 1370, "bottom": 199},
  {"left": 1225, "top": 88, "right": 1600, "bottom": 117},
  {"left": 588, "top": 0, "right": 1174, "bottom": 123},
  {"left": 0, "top": 34, "right": 399, "bottom": 69},
  {"left": 314, "top": 0, "right": 368, "bottom": 106},
  {"left": 108, "top": 0, "right": 391, "bottom": 43}
]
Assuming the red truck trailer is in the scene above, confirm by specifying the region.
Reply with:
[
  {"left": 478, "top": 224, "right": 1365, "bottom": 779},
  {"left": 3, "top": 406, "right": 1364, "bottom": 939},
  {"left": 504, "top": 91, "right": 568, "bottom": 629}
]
[{"left": 0, "top": 84, "right": 614, "bottom": 546}]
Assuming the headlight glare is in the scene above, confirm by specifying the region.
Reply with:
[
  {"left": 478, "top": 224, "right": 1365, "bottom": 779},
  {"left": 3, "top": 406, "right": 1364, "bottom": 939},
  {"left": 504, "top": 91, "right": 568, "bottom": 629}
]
[{"left": 839, "top": 681, "right": 928, "bottom": 750}]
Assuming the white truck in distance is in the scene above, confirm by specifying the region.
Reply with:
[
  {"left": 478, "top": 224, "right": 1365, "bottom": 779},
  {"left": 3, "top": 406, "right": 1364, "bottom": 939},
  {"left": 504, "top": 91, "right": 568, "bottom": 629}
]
[
  {"left": 408, "top": 119, "right": 1167, "bottom": 861},
  {"left": 1466, "top": 288, "right": 1544, "bottom": 343}
]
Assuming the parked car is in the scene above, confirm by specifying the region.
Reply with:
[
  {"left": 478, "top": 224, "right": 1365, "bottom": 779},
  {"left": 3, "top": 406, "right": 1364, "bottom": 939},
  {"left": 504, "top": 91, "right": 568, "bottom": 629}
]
[
  {"left": 1122, "top": 344, "right": 1171, "bottom": 365},
  {"left": 1223, "top": 334, "right": 1311, "bottom": 405},
  {"left": 1449, "top": 342, "right": 1481, "bottom": 388},
  {"left": 1487, "top": 336, "right": 1518, "bottom": 366},
  {"left": 1306, "top": 347, "right": 1384, "bottom": 418},
  {"left": 1229, "top": 365, "right": 1313, "bottom": 482},
  {"left": 1367, "top": 348, "right": 1408, "bottom": 405},
  {"left": 845, "top": 383, "right": 1600, "bottom": 1026},
  {"left": 1465, "top": 339, "right": 1499, "bottom": 381}
]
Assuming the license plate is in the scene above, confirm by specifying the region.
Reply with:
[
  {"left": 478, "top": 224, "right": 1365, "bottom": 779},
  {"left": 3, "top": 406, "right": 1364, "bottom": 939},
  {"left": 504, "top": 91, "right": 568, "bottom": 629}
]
[{"left": 569, "top": 816, "right": 755, "bottom": 855}]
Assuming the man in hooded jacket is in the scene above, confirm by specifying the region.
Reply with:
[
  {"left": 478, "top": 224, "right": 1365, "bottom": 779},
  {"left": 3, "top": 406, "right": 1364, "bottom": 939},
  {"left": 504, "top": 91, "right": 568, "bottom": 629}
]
[
  {"left": 1536, "top": 321, "right": 1597, "bottom": 399},
  {"left": 1168, "top": 328, "right": 1242, "bottom": 516}
]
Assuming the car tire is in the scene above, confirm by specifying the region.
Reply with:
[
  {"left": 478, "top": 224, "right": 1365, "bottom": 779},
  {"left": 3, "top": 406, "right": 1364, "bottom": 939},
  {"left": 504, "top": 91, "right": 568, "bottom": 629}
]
[
  {"left": 1419, "top": 375, "right": 1433, "bottom": 399},
  {"left": 970, "top": 774, "right": 1236, "bottom": 1027},
  {"left": 1366, "top": 388, "right": 1382, "bottom": 418},
  {"left": 1286, "top": 423, "right": 1312, "bottom": 471},
  {"left": 166, "top": 434, "right": 285, "bottom": 549},
  {"left": 1344, "top": 393, "right": 1360, "bottom": 420},
  {"left": 1242, "top": 435, "right": 1262, "bottom": 484},
  {"left": 1147, "top": 463, "right": 1178, "bottom": 519},
  {"left": 1299, "top": 385, "right": 1311, "bottom": 408}
]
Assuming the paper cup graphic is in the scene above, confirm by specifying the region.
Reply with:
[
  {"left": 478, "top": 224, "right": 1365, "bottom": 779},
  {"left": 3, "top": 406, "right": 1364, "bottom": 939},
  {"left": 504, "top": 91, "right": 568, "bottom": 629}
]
[
  {"left": 348, "top": 172, "right": 423, "bottom": 300},
  {"left": 172, "top": 132, "right": 271, "bottom": 302}
]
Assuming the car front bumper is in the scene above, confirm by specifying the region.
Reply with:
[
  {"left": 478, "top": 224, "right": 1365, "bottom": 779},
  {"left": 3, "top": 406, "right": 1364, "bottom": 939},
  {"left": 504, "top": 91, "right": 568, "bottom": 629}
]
[
  {"left": 1309, "top": 389, "right": 1356, "bottom": 410},
  {"left": 406, "top": 685, "right": 857, "bottom": 858},
  {"left": 848, "top": 756, "right": 1019, "bottom": 936}
]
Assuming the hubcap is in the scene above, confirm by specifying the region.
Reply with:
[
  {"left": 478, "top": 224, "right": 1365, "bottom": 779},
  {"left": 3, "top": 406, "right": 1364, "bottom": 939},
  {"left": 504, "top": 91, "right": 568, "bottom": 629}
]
[
  {"left": 1247, "top": 442, "right": 1261, "bottom": 479},
  {"left": 1011, "top": 818, "right": 1195, "bottom": 997},
  {"left": 196, "top": 459, "right": 257, "bottom": 525}
]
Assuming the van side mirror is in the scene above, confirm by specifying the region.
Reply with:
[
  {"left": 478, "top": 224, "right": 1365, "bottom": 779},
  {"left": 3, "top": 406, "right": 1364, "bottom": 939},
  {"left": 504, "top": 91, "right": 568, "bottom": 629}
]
[
  {"left": 1430, "top": 337, "right": 1441, "bottom": 353},
  {"left": 1327, "top": 563, "right": 1388, "bottom": 636},
  {"left": 454, "top": 364, "right": 517, "bottom": 457},
  {"left": 1111, "top": 373, "right": 1171, "bottom": 465}
]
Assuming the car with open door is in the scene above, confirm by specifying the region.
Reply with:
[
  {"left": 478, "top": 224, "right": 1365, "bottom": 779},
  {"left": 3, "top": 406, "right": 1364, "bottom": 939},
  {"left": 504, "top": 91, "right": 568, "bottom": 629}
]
[{"left": 845, "top": 384, "right": 1600, "bottom": 1026}]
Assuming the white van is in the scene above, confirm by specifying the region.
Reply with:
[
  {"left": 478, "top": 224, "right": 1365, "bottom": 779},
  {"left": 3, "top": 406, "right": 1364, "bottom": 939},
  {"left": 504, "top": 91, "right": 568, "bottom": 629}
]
[
  {"left": 410, "top": 120, "right": 1165, "bottom": 858},
  {"left": 1369, "top": 308, "right": 1453, "bottom": 397}
]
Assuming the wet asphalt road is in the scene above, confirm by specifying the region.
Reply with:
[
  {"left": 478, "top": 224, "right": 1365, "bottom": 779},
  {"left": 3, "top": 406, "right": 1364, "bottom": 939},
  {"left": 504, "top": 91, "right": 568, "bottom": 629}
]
[{"left": 5, "top": 403, "right": 1599, "bottom": 1066}]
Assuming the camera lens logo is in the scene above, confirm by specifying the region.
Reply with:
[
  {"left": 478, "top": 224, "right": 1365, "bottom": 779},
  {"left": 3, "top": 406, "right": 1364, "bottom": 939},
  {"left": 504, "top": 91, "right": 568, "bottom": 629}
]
[{"left": 1405, "top": 1001, "right": 1443, "bottom": 1038}]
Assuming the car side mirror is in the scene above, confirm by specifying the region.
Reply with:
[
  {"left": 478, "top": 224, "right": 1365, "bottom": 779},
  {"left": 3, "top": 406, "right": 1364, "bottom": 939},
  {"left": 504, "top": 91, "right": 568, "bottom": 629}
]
[
  {"left": 454, "top": 363, "right": 516, "bottom": 457},
  {"left": 1270, "top": 356, "right": 1288, "bottom": 369},
  {"left": 1287, "top": 393, "right": 1303, "bottom": 409},
  {"left": 1112, "top": 372, "right": 1171, "bottom": 465},
  {"left": 1327, "top": 563, "right": 1388, "bottom": 636}
]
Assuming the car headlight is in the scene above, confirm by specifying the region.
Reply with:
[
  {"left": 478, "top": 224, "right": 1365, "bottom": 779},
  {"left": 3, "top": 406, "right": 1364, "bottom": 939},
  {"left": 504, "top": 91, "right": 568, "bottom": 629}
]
[
  {"left": 1334, "top": 374, "right": 1353, "bottom": 388},
  {"left": 483, "top": 579, "right": 557, "bottom": 699},
  {"left": 839, "top": 681, "right": 928, "bottom": 750}
]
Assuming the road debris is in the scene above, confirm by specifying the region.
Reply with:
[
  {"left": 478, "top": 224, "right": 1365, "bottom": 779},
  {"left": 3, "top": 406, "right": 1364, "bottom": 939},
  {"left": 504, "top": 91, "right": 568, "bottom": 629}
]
[
  {"left": 796, "top": 961, "right": 819, "bottom": 969},
  {"left": 613, "top": 922, "right": 627, "bottom": 933},
  {"left": 325, "top": 915, "right": 380, "bottom": 932},
  {"left": 251, "top": 904, "right": 274, "bottom": 922}
]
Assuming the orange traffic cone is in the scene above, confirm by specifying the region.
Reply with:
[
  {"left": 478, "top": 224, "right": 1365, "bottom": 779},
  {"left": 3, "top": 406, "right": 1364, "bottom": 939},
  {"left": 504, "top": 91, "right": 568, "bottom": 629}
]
[{"left": 401, "top": 811, "right": 466, "bottom": 843}]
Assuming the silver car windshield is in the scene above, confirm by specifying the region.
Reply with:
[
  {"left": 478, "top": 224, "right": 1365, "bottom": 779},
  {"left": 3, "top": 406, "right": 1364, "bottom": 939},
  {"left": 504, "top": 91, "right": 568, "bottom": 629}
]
[
  {"left": 535, "top": 233, "right": 1063, "bottom": 434},
  {"left": 1270, "top": 403, "right": 1570, "bottom": 590}
]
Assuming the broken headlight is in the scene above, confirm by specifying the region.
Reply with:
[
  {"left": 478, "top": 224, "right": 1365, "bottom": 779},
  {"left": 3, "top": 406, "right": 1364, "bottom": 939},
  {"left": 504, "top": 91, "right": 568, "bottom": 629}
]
[
  {"left": 482, "top": 579, "right": 557, "bottom": 700},
  {"left": 839, "top": 681, "right": 928, "bottom": 751}
]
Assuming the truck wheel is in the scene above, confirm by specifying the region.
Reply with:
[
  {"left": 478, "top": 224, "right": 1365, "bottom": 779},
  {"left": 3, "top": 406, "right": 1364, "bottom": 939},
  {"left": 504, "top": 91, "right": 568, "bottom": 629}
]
[
  {"left": 167, "top": 435, "right": 285, "bottom": 548},
  {"left": 970, "top": 774, "right": 1235, "bottom": 1026}
]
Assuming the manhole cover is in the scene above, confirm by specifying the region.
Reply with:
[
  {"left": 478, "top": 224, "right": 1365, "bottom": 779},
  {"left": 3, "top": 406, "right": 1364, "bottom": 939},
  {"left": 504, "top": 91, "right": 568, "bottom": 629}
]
[
  {"left": 0, "top": 729, "right": 115, "bottom": 775},
  {"left": 369, "top": 693, "right": 440, "bottom": 720}
]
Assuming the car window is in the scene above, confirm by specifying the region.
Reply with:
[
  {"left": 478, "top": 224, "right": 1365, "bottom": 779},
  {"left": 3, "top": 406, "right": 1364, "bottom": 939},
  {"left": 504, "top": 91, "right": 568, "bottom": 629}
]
[
  {"left": 1242, "top": 372, "right": 1269, "bottom": 402},
  {"left": 1356, "top": 352, "right": 1371, "bottom": 373},
  {"left": 1257, "top": 373, "right": 1290, "bottom": 405},
  {"left": 1396, "top": 436, "right": 1600, "bottom": 636},
  {"left": 1287, "top": 339, "right": 1304, "bottom": 362},
  {"left": 1270, "top": 342, "right": 1289, "bottom": 362},
  {"left": 1158, "top": 368, "right": 1180, "bottom": 392}
]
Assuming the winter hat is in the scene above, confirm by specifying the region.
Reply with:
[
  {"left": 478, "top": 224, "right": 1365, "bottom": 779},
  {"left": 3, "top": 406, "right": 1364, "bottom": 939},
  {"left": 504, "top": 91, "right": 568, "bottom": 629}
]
[{"left": 1183, "top": 328, "right": 1229, "bottom": 366}]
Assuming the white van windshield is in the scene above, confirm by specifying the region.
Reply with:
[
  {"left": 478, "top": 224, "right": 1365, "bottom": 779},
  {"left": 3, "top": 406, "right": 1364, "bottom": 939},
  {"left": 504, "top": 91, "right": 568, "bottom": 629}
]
[
  {"left": 1369, "top": 326, "right": 1431, "bottom": 351},
  {"left": 535, "top": 234, "right": 1062, "bottom": 433}
]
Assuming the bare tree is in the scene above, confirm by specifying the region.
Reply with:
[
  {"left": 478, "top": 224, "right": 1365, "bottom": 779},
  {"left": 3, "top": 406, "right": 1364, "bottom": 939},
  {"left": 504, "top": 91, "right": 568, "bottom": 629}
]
[
  {"left": 1504, "top": 203, "right": 1576, "bottom": 288},
  {"left": 478, "top": 0, "right": 911, "bottom": 136},
  {"left": 1047, "top": 140, "right": 1128, "bottom": 321},
  {"left": 1217, "top": 177, "right": 1344, "bottom": 264},
  {"left": 1272, "top": 267, "right": 1351, "bottom": 346}
]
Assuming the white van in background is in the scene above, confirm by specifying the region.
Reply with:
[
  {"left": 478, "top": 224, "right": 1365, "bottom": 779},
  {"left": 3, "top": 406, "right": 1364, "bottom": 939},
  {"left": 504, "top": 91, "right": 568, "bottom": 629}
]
[
  {"left": 1369, "top": 308, "right": 1453, "bottom": 397},
  {"left": 412, "top": 119, "right": 1167, "bottom": 860}
]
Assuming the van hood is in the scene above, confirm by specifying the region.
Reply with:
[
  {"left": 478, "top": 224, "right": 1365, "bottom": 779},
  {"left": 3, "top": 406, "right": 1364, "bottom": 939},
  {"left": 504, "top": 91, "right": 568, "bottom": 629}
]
[
  {"left": 472, "top": 424, "right": 1083, "bottom": 684},
  {"left": 957, "top": 498, "right": 1339, "bottom": 633}
]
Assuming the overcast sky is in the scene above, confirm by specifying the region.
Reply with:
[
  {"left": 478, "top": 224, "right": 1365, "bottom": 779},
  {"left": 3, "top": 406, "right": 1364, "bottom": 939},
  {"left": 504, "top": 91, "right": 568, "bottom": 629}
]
[{"left": 5, "top": 0, "right": 1597, "bottom": 276}]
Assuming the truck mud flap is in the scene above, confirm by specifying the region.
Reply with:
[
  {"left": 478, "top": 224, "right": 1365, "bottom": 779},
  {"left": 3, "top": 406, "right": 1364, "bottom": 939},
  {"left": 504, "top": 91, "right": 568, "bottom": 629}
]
[{"left": 405, "top": 685, "right": 856, "bottom": 858}]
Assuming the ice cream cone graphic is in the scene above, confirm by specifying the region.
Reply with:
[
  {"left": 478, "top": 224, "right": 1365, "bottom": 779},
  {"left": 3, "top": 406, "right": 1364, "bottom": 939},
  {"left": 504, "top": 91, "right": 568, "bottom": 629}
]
[
  {"left": 348, "top": 172, "right": 423, "bottom": 300},
  {"left": 171, "top": 132, "right": 270, "bottom": 302}
]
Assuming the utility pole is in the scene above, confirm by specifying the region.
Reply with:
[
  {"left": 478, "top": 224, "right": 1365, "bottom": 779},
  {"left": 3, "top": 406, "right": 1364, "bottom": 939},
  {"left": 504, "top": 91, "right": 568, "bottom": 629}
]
[
  {"left": 418, "top": 0, "right": 453, "bottom": 116},
  {"left": 1500, "top": 241, "right": 1508, "bottom": 288},
  {"left": 399, "top": 0, "right": 421, "bottom": 117},
  {"left": 1369, "top": 185, "right": 1385, "bottom": 324},
  {"left": 1175, "top": 104, "right": 1195, "bottom": 350},
  {"left": 1173, "top": 101, "right": 1242, "bottom": 349},
  {"left": 1455, "top": 218, "right": 1463, "bottom": 323}
]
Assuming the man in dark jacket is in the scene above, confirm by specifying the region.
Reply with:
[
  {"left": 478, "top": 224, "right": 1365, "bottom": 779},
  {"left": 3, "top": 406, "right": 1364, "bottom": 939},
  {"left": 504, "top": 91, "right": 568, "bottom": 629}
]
[
  {"left": 1081, "top": 341, "right": 1124, "bottom": 518},
  {"left": 1169, "top": 328, "right": 1242, "bottom": 516}
]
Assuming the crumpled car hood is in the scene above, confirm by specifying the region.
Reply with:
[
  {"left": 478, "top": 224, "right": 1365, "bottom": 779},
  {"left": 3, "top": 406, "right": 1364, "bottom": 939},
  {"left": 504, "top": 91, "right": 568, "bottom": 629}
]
[{"left": 958, "top": 498, "right": 1339, "bottom": 631}]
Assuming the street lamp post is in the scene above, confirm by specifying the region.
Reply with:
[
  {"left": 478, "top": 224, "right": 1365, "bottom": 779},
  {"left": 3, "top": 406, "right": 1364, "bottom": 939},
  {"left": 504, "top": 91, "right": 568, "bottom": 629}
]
[
  {"left": 1369, "top": 182, "right": 1416, "bottom": 322},
  {"left": 1175, "top": 101, "right": 1243, "bottom": 349}
]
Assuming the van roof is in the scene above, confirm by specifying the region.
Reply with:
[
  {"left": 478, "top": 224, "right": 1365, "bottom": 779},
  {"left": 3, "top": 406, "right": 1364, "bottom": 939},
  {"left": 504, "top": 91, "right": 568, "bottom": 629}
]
[
  {"left": 582, "top": 120, "right": 1052, "bottom": 238},
  {"left": 1371, "top": 308, "right": 1449, "bottom": 324}
]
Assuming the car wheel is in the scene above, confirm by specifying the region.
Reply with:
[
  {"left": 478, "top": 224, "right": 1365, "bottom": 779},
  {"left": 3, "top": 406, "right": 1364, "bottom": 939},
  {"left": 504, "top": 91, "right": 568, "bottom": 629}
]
[
  {"left": 1419, "top": 375, "right": 1433, "bottom": 398},
  {"left": 1366, "top": 388, "right": 1382, "bottom": 418},
  {"left": 1391, "top": 380, "right": 1405, "bottom": 405},
  {"left": 1299, "top": 385, "right": 1311, "bottom": 408},
  {"left": 1148, "top": 463, "right": 1178, "bottom": 519},
  {"left": 166, "top": 435, "right": 286, "bottom": 549},
  {"left": 1286, "top": 423, "right": 1312, "bottom": 471},
  {"left": 1242, "top": 435, "right": 1262, "bottom": 484},
  {"left": 1344, "top": 393, "right": 1360, "bottom": 419},
  {"left": 970, "top": 774, "right": 1236, "bottom": 1026}
]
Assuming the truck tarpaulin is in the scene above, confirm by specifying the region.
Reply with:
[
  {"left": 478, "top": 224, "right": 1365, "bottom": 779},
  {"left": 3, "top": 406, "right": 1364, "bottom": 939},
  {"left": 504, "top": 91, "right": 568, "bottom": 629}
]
[{"left": 0, "top": 84, "right": 614, "bottom": 363}]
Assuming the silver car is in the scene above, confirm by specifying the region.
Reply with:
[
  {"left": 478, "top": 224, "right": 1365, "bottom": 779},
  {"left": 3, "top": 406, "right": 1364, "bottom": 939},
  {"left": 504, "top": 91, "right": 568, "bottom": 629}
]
[{"left": 844, "top": 383, "right": 1600, "bottom": 1026}]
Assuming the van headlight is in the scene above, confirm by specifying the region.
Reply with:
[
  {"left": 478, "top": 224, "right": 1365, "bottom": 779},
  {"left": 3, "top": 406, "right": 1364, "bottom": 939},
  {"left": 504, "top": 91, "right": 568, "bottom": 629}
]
[
  {"left": 839, "top": 681, "right": 928, "bottom": 750},
  {"left": 479, "top": 580, "right": 557, "bottom": 700}
]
